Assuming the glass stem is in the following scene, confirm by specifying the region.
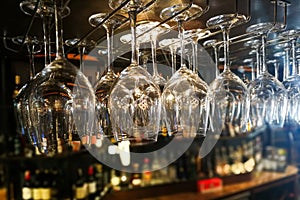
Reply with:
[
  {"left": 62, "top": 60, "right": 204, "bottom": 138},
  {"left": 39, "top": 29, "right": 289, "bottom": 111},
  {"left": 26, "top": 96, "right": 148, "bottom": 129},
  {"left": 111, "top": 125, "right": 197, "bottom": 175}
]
[
  {"left": 151, "top": 36, "right": 159, "bottom": 76},
  {"left": 251, "top": 61, "right": 256, "bottom": 81},
  {"left": 284, "top": 48, "right": 290, "bottom": 80},
  {"left": 255, "top": 46, "right": 260, "bottom": 77},
  {"left": 192, "top": 39, "right": 198, "bottom": 73},
  {"left": 261, "top": 35, "right": 267, "bottom": 74},
  {"left": 128, "top": 8, "right": 138, "bottom": 66},
  {"left": 54, "top": 0, "right": 65, "bottom": 60},
  {"left": 42, "top": 15, "right": 52, "bottom": 67},
  {"left": 106, "top": 25, "right": 114, "bottom": 72},
  {"left": 214, "top": 45, "right": 219, "bottom": 77},
  {"left": 221, "top": 27, "right": 230, "bottom": 72},
  {"left": 291, "top": 37, "right": 296, "bottom": 76},
  {"left": 27, "top": 43, "right": 35, "bottom": 79},
  {"left": 79, "top": 46, "right": 85, "bottom": 72},
  {"left": 178, "top": 20, "right": 185, "bottom": 68},
  {"left": 170, "top": 46, "right": 176, "bottom": 75}
]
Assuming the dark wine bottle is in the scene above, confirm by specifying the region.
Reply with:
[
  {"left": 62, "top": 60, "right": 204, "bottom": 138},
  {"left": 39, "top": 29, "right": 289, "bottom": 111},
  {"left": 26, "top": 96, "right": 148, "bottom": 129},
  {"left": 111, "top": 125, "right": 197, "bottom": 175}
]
[
  {"left": 93, "top": 164, "right": 103, "bottom": 196},
  {"left": 32, "top": 169, "right": 42, "bottom": 200},
  {"left": 50, "top": 168, "right": 59, "bottom": 200},
  {"left": 87, "top": 166, "right": 97, "bottom": 200},
  {"left": 22, "top": 170, "right": 33, "bottom": 200},
  {"left": 74, "top": 168, "right": 87, "bottom": 200},
  {"left": 40, "top": 169, "right": 51, "bottom": 200}
]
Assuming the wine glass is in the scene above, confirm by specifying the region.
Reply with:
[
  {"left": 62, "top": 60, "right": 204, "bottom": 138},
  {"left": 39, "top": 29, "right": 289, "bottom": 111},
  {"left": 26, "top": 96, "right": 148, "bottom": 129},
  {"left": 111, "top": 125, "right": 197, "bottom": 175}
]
[
  {"left": 280, "top": 30, "right": 300, "bottom": 125},
  {"left": 246, "top": 22, "right": 288, "bottom": 129},
  {"left": 26, "top": 0, "right": 95, "bottom": 156},
  {"left": 160, "top": 3, "right": 209, "bottom": 137},
  {"left": 89, "top": 13, "right": 127, "bottom": 139},
  {"left": 12, "top": 36, "right": 40, "bottom": 149},
  {"left": 206, "top": 14, "right": 250, "bottom": 137},
  {"left": 15, "top": 0, "right": 62, "bottom": 151},
  {"left": 108, "top": 0, "right": 162, "bottom": 145}
]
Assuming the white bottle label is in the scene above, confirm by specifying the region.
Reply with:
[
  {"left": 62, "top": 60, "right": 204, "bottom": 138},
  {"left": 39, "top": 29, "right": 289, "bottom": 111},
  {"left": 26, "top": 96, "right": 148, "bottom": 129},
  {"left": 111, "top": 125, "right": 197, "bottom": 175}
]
[
  {"left": 88, "top": 181, "right": 97, "bottom": 194},
  {"left": 22, "top": 187, "right": 32, "bottom": 200}
]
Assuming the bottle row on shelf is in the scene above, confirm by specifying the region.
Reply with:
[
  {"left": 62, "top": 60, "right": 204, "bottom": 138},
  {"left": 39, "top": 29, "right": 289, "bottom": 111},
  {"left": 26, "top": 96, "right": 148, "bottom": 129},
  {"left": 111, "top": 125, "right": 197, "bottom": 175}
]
[
  {"left": 0, "top": 129, "right": 267, "bottom": 200},
  {"left": 19, "top": 163, "right": 110, "bottom": 200}
]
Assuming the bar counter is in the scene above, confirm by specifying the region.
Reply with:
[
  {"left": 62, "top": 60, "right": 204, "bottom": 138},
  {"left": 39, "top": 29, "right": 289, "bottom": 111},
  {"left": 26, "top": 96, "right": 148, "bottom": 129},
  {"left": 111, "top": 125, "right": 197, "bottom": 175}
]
[{"left": 106, "top": 165, "right": 299, "bottom": 200}]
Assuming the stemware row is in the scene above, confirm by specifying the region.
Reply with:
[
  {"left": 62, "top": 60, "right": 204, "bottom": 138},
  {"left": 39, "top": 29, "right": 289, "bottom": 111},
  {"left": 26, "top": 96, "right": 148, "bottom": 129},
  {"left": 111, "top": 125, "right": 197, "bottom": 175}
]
[{"left": 13, "top": 0, "right": 298, "bottom": 158}]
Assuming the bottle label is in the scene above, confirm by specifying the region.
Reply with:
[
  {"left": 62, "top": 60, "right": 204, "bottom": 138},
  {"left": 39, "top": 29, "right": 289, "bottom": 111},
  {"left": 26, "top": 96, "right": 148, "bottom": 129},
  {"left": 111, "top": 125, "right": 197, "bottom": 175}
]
[
  {"left": 33, "top": 188, "right": 42, "bottom": 199},
  {"left": 22, "top": 187, "right": 32, "bottom": 200},
  {"left": 41, "top": 188, "right": 51, "bottom": 199},
  {"left": 76, "top": 186, "right": 87, "bottom": 199},
  {"left": 88, "top": 181, "right": 97, "bottom": 194}
]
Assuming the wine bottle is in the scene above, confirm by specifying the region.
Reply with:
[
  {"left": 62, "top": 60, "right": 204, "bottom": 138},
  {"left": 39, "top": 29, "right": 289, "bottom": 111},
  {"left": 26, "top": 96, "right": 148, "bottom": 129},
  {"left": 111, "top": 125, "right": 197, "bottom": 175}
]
[
  {"left": 87, "top": 166, "right": 97, "bottom": 200},
  {"left": 22, "top": 170, "right": 33, "bottom": 200},
  {"left": 93, "top": 164, "right": 103, "bottom": 196},
  {"left": 74, "top": 168, "right": 87, "bottom": 200},
  {"left": 40, "top": 169, "right": 51, "bottom": 200},
  {"left": 32, "top": 169, "right": 42, "bottom": 200},
  {"left": 50, "top": 168, "right": 59, "bottom": 200}
]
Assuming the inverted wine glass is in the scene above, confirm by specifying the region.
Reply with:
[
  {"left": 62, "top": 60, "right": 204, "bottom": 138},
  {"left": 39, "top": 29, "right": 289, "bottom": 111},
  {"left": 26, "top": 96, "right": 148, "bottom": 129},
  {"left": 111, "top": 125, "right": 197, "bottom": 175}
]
[
  {"left": 206, "top": 14, "right": 250, "bottom": 137},
  {"left": 280, "top": 30, "right": 300, "bottom": 125},
  {"left": 246, "top": 22, "right": 287, "bottom": 129},
  {"left": 15, "top": 0, "right": 61, "bottom": 151},
  {"left": 108, "top": 0, "right": 161, "bottom": 145},
  {"left": 89, "top": 13, "right": 127, "bottom": 138},
  {"left": 27, "top": 0, "right": 95, "bottom": 156},
  {"left": 13, "top": 36, "right": 40, "bottom": 149},
  {"left": 160, "top": 3, "right": 209, "bottom": 137}
]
